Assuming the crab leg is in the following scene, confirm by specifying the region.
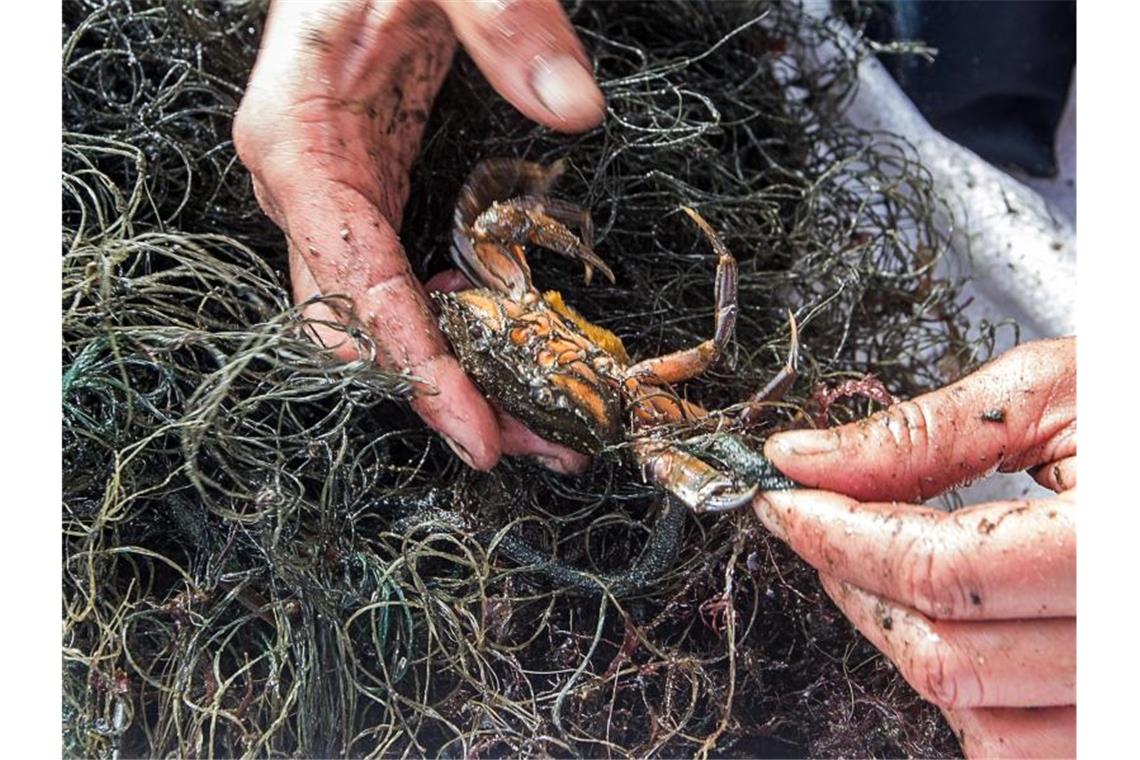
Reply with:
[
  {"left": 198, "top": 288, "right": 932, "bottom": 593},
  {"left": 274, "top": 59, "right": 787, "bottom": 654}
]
[
  {"left": 622, "top": 379, "right": 707, "bottom": 429},
  {"left": 452, "top": 157, "right": 614, "bottom": 294},
  {"left": 471, "top": 200, "right": 615, "bottom": 285},
  {"left": 454, "top": 159, "right": 592, "bottom": 247},
  {"left": 740, "top": 310, "right": 800, "bottom": 426},
  {"left": 506, "top": 195, "right": 603, "bottom": 282},
  {"left": 502, "top": 194, "right": 595, "bottom": 247},
  {"left": 449, "top": 232, "right": 534, "bottom": 301},
  {"left": 626, "top": 207, "right": 738, "bottom": 385},
  {"left": 531, "top": 197, "right": 596, "bottom": 249},
  {"left": 454, "top": 158, "right": 567, "bottom": 230},
  {"left": 452, "top": 158, "right": 573, "bottom": 299}
]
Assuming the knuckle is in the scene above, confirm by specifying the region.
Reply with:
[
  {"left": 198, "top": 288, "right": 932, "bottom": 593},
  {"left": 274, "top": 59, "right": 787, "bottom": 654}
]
[
  {"left": 907, "top": 638, "right": 962, "bottom": 706},
  {"left": 884, "top": 400, "right": 932, "bottom": 462},
  {"left": 233, "top": 93, "right": 305, "bottom": 172},
  {"left": 907, "top": 634, "right": 981, "bottom": 709},
  {"left": 898, "top": 535, "right": 966, "bottom": 619}
]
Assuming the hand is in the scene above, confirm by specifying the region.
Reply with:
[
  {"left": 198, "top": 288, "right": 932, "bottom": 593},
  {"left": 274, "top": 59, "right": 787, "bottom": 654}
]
[
  {"left": 233, "top": 0, "right": 603, "bottom": 472},
  {"left": 754, "top": 338, "right": 1076, "bottom": 758}
]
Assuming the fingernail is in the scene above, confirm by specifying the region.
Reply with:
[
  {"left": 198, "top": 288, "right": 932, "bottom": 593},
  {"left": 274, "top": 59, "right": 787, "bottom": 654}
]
[
  {"left": 531, "top": 54, "right": 605, "bottom": 124},
  {"left": 769, "top": 429, "right": 840, "bottom": 457},
  {"left": 441, "top": 434, "right": 477, "bottom": 469}
]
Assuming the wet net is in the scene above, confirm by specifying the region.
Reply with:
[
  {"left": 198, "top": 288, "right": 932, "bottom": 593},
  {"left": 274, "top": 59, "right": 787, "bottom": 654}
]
[{"left": 62, "top": 1, "right": 995, "bottom": 756}]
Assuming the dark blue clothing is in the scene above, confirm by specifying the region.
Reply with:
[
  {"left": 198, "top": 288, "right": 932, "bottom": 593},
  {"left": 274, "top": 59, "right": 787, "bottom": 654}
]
[{"left": 871, "top": 1, "right": 1075, "bottom": 177}]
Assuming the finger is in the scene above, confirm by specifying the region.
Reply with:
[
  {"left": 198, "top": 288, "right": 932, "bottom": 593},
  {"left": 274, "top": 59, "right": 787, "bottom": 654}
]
[
  {"left": 820, "top": 574, "right": 1075, "bottom": 709},
  {"left": 754, "top": 490, "right": 1075, "bottom": 619},
  {"left": 942, "top": 706, "right": 1075, "bottom": 759},
  {"left": 424, "top": 268, "right": 474, "bottom": 294},
  {"left": 764, "top": 338, "right": 1076, "bottom": 502},
  {"left": 411, "top": 357, "right": 503, "bottom": 470},
  {"left": 497, "top": 409, "right": 592, "bottom": 474},
  {"left": 283, "top": 202, "right": 502, "bottom": 470},
  {"left": 438, "top": 0, "right": 605, "bottom": 133}
]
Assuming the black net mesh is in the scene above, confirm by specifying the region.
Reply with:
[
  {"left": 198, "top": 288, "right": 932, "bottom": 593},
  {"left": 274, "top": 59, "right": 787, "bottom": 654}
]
[{"left": 62, "top": 1, "right": 991, "bottom": 756}]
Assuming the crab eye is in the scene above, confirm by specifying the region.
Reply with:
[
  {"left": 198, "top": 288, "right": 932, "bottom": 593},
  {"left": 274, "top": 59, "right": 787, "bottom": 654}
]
[{"left": 533, "top": 386, "right": 555, "bottom": 407}]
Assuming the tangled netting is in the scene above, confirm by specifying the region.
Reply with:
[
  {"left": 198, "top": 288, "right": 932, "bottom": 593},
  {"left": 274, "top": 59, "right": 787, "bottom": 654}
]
[{"left": 63, "top": 0, "right": 998, "bottom": 756}]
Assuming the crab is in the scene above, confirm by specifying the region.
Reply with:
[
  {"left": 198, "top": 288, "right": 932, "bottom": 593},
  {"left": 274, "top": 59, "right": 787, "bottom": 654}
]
[{"left": 434, "top": 158, "right": 798, "bottom": 514}]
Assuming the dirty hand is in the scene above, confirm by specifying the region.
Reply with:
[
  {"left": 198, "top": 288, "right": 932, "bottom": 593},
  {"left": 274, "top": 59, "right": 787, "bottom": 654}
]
[
  {"left": 754, "top": 338, "right": 1076, "bottom": 758},
  {"left": 233, "top": 0, "right": 604, "bottom": 472}
]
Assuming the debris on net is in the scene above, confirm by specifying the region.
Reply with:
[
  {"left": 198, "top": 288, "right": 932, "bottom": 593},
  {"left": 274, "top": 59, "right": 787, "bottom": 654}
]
[{"left": 63, "top": 0, "right": 987, "bottom": 756}]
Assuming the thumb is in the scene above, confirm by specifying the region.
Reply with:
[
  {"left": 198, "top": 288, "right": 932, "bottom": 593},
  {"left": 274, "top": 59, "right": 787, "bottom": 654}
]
[
  {"left": 764, "top": 338, "right": 1076, "bottom": 502},
  {"left": 438, "top": 0, "right": 605, "bottom": 133}
]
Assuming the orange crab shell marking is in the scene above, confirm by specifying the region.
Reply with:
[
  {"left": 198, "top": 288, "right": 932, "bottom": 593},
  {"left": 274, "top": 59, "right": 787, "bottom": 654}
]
[
  {"left": 622, "top": 377, "right": 706, "bottom": 430},
  {"left": 446, "top": 290, "right": 510, "bottom": 331},
  {"left": 435, "top": 287, "right": 625, "bottom": 453},
  {"left": 547, "top": 371, "right": 613, "bottom": 432}
]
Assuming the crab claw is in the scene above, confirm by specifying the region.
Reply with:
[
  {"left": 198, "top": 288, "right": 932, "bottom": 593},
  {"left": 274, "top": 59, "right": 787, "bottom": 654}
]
[
  {"left": 681, "top": 433, "right": 799, "bottom": 493},
  {"left": 535, "top": 228, "right": 613, "bottom": 286},
  {"left": 687, "top": 479, "right": 759, "bottom": 514},
  {"left": 638, "top": 443, "right": 759, "bottom": 514}
]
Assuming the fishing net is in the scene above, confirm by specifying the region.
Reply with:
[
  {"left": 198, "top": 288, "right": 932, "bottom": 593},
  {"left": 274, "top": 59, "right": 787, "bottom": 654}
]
[{"left": 63, "top": 0, "right": 998, "bottom": 756}]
